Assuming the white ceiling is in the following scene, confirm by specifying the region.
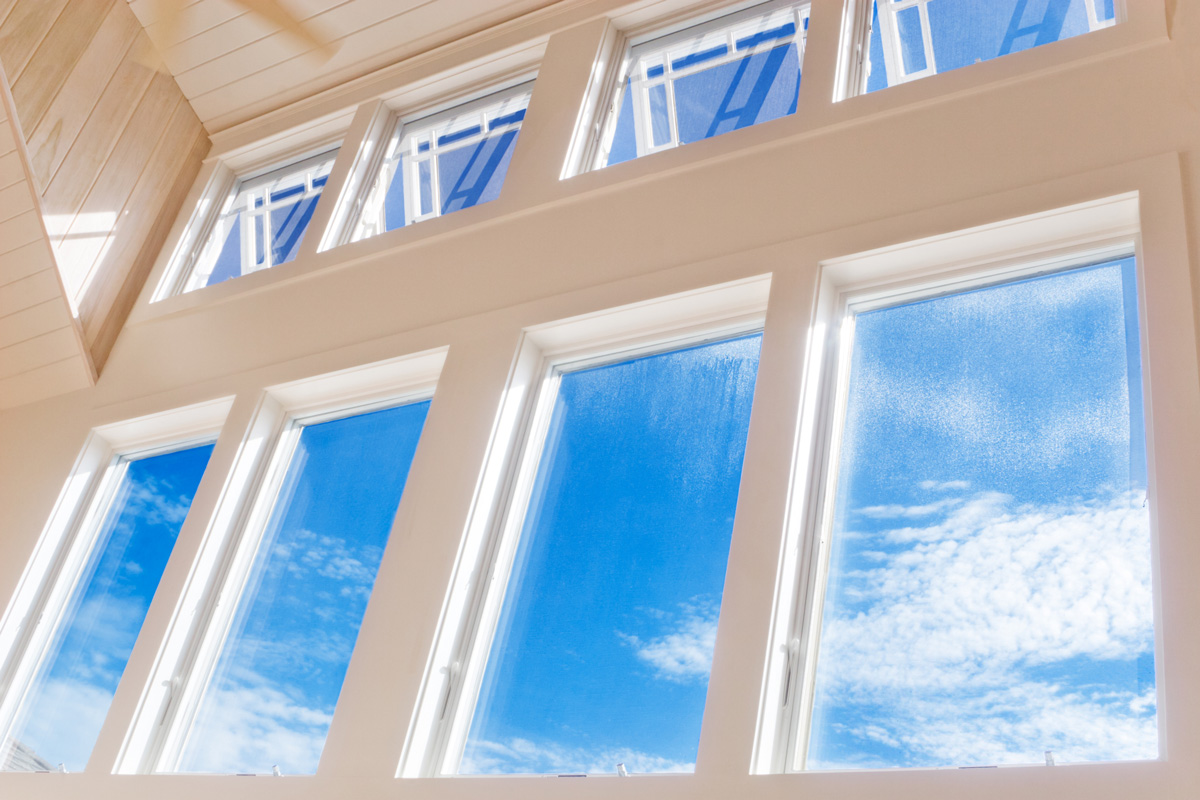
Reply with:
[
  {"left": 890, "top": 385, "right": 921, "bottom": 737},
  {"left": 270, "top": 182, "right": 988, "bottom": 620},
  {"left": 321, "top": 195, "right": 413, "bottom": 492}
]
[{"left": 126, "top": 0, "right": 561, "bottom": 133}]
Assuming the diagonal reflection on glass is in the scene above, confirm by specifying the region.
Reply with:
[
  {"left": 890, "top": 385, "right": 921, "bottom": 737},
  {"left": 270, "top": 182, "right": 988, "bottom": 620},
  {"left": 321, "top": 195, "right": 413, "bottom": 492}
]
[
  {"left": 3, "top": 444, "right": 214, "bottom": 773},
  {"left": 177, "top": 400, "right": 430, "bottom": 775},
  {"left": 864, "top": 0, "right": 1117, "bottom": 94},
  {"left": 807, "top": 259, "right": 1156, "bottom": 769},
  {"left": 461, "top": 333, "right": 762, "bottom": 775}
]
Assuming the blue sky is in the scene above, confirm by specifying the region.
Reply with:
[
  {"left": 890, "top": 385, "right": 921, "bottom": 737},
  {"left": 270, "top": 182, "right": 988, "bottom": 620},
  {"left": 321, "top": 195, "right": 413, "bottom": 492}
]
[
  {"left": 460, "top": 334, "right": 761, "bottom": 775},
  {"left": 7, "top": 444, "right": 214, "bottom": 772},
  {"left": 809, "top": 259, "right": 1157, "bottom": 768},
  {"left": 178, "top": 400, "right": 429, "bottom": 775}
]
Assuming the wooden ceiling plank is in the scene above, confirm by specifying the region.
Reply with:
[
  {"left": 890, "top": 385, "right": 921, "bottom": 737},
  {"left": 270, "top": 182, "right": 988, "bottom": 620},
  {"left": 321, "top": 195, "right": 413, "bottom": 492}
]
[{"left": 25, "top": 2, "right": 142, "bottom": 191}]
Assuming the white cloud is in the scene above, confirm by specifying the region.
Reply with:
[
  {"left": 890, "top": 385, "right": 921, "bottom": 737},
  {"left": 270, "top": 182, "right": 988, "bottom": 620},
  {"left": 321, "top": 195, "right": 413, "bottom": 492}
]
[
  {"left": 919, "top": 480, "right": 971, "bottom": 491},
  {"left": 857, "top": 498, "right": 961, "bottom": 519},
  {"left": 181, "top": 670, "right": 332, "bottom": 775},
  {"left": 11, "top": 678, "right": 114, "bottom": 771},
  {"left": 620, "top": 604, "right": 718, "bottom": 682},
  {"left": 461, "top": 737, "right": 694, "bottom": 775},
  {"left": 812, "top": 491, "right": 1157, "bottom": 767}
]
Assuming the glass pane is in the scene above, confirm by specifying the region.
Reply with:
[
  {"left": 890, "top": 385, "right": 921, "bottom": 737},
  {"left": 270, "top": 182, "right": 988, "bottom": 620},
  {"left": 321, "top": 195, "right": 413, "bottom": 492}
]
[
  {"left": 269, "top": 194, "right": 320, "bottom": 267},
  {"left": 461, "top": 334, "right": 762, "bottom": 775},
  {"left": 865, "top": 0, "right": 1103, "bottom": 93},
  {"left": 648, "top": 84, "right": 672, "bottom": 147},
  {"left": 436, "top": 132, "right": 519, "bottom": 215},
  {"left": 895, "top": 6, "right": 927, "bottom": 73},
  {"left": 177, "top": 400, "right": 431, "bottom": 775},
  {"left": 204, "top": 213, "right": 243, "bottom": 288},
  {"left": 2, "top": 444, "right": 214, "bottom": 772},
  {"left": 418, "top": 159, "right": 434, "bottom": 217},
  {"left": 673, "top": 43, "right": 800, "bottom": 144},
  {"left": 807, "top": 259, "right": 1156, "bottom": 769}
]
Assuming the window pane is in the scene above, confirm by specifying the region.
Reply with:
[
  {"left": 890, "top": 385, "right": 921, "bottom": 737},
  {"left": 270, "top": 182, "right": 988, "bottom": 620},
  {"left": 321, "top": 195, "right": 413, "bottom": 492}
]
[
  {"left": 2, "top": 444, "right": 214, "bottom": 773},
  {"left": 604, "top": 4, "right": 806, "bottom": 167},
  {"left": 177, "top": 400, "right": 430, "bottom": 775},
  {"left": 864, "top": 0, "right": 1109, "bottom": 93},
  {"left": 807, "top": 259, "right": 1156, "bottom": 769},
  {"left": 461, "top": 334, "right": 762, "bottom": 775}
]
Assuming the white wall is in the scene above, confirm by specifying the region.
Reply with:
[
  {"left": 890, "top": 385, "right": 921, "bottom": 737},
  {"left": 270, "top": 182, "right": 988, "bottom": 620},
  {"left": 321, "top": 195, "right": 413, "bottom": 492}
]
[{"left": 1, "top": 0, "right": 1199, "bottom": 798}]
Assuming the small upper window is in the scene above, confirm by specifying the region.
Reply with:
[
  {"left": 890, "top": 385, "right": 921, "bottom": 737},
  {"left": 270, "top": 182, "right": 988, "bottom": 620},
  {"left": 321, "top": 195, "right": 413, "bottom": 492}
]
[
  {"left": 850, "top": 0, "right": 1118, "bottom": 96},
  {"left": 180, "top": 151, "right": 337, "bottom": 292},
  {"left": 600, "top": 1, "right": 809, "bottom": 168},
  {"left": 351, "top": 83, "right": 532, "bottom": 241}
]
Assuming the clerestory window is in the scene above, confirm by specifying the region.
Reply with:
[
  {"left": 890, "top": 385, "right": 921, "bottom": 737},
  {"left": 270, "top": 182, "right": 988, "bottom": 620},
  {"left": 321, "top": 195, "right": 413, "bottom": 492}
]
[
  {"left": 600, "top": 1, "right": 809, "bottom": 168},
  {"left": 351, "top": 83, "right": 533, "bottom": 241},
  {"left": 180, "top": 151, "right": 337, "bottom": 292},
  {"left": 846, "top": 0, "right": 1119, "bottom": 96}
]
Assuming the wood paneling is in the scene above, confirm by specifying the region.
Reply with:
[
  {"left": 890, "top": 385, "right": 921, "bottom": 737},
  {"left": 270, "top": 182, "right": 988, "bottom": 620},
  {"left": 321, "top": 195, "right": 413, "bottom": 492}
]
[
  {"left": 0, "top": 0, "right": 209, "bottom": 405},
  {"left": 127, "top": 0, "right": 558, "bottom": 131}
]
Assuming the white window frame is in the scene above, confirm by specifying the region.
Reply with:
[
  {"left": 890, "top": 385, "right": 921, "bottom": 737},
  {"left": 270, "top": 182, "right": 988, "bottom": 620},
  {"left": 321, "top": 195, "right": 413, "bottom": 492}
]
[
  {"left": 352, "top": 82, "right": 534, "bottom": 242},
  {"left": 179, "top": 151, "right": 337, "bottom": 294},
  {"left": 839, "top": 0, "right": 1127, "bottom": 99},
  {"left": 398, "top": 276, "right": 771, "bottom": 777},
  {"left": 0, "top": 399, "right": 232, "bottom": 772},
  {"left": 598, "top": 0, "right": 809, "bottom": 165},
  {"left": 751, "top": 194, "right": 1157, "bottom": 774},
  {"left": 114, "top": 349, "right": 445, "bottom": 775}
]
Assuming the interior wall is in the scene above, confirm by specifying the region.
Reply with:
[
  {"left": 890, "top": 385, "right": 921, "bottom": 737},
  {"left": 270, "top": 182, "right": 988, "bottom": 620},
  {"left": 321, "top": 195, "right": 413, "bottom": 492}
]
[{"left": 0, "top": 1, "right": 1199, "bottom": 798}]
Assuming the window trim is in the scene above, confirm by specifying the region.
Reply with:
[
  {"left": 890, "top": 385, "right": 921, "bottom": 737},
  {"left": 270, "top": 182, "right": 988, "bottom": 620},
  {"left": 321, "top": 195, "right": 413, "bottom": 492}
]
[
  {"left": 751, "top": 193, "right": 1152, "bottom": 774},
  {"left": 0, "top": 399, "right": 232, "bottom": 772},
  {"left": 398, "top": 275, "right": 771, "bottom": 777}
]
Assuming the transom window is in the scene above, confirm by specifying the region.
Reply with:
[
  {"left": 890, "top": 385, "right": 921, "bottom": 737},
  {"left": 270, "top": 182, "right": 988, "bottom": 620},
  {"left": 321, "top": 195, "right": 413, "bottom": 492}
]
[
  {"left": 352, "top": 83, "right": 532, "bottom": 241},
  {"left": 602, "top": 1, "right": 809, "bottom": 167},
  {"left": 850, "top": 0, "right": 1119, "bottom": 95},
  {"left": 182, "top": 151, "right": 337, "bottom": 292}
]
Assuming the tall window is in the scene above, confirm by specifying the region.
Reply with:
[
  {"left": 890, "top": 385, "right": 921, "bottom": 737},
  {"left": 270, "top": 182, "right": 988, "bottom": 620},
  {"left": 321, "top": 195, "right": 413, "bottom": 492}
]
[
  {"left": 165, "top": 399, "right": 430, "bottom": 775},
  {"left": 1, "top": 443, "right": 214, "bottom": 772},
  {"left": 849, "top": 0, "right": 1118, "bottom": 95},
  {"left": 352, "top": 83, "right": 532, "bottom": 241},
  {"left": 801, "top": 257, "right": 1155, "bottom": 769},
  {"left": 429, "top": 332, "right": 761, "bottom": 775},
  {"left": 601, "top": 1, "right": 808, "bottom": 168},
  {"left": 182, "top": 151, "right": 337, "bottom": 292}
]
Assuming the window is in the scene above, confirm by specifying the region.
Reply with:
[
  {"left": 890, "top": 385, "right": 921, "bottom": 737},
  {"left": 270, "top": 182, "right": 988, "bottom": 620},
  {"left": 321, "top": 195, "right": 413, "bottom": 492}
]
[
  {"left": 158, "top": 397, "right": 430, "bottom": 775},
  {"left": 180, "top": 151, "right": 337, "bottom": 292},
  {"left": 415, "top": 324, "right": 762, "bottom": 776},
  {"left": 352, "top": 83, "right": 532, "bottom": 241},
  {"left": 0, "top": 442, "right": 214, "bottom": 773},
  {"left": 847, "top": 0, "right": 1118, "bottom": 96},
  {"left": 600, "top": 1, "right": 808, "bottom": 168},
  {"left": 792, "top": 255, "right": 1155, "bottom": 769}
]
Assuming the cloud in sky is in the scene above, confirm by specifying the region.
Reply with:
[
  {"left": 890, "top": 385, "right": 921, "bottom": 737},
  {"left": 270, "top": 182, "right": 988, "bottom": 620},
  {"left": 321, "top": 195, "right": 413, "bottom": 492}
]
[
  {"left": 180, "top": 668, "right": 332, "bottom": 775},
  {"left": 811, "top": 490, "right": 1156, "bottom": 768},
  {"left": 919, "top": 479, "right": 970, "bottom": 491},
  {"left": 11, "top": 678, "right": 114, "bottom": 771},
  {"left": 620, "top": 602, "right": 719, "bottom": 682},
  {"left": 461, "top": 736, "right": 694, "bottom": 775}
]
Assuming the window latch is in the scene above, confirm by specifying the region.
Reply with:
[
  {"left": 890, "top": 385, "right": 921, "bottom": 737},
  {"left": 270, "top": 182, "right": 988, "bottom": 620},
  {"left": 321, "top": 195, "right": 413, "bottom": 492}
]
[
  {"left": 781, "top": 637, "right": 800, "bottom": 709},
  {"left": 437, "top": 661, "right": 461, "bottom": 721}
]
